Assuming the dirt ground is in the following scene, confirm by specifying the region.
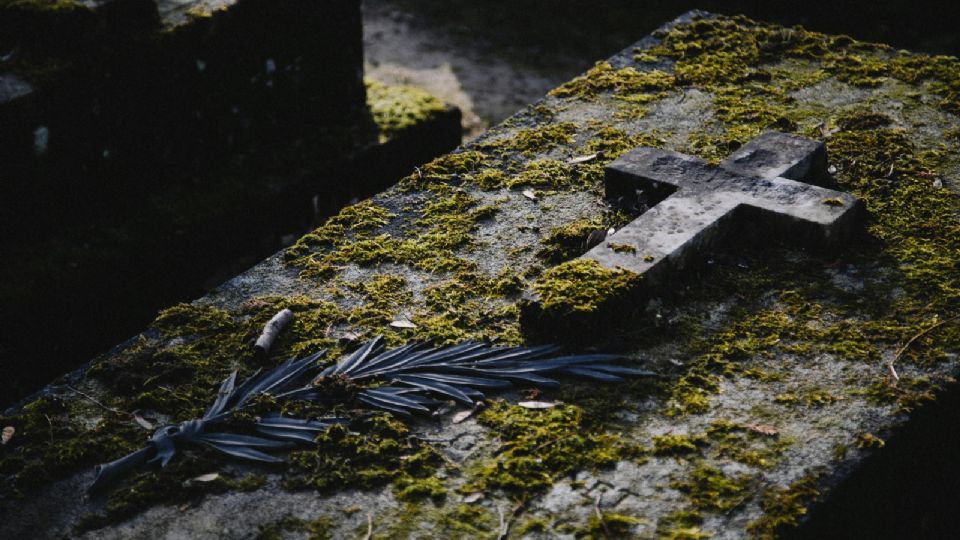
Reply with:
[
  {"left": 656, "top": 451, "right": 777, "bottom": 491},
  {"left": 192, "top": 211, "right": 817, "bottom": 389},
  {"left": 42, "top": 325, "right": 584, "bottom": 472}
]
[{"left": 362, "top": 2, "right": 590, "bottom": 140}]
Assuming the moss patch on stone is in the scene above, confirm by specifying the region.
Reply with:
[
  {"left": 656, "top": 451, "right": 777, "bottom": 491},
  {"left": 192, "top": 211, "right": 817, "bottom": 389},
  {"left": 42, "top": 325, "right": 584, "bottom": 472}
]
[
  {"left": 365, "top": 79, "right": 447, "bottom": 142},
  {"left": 746, "top": 475, "right": 820, "bottom": 539},
  {"left": 477, "top": 121, "right": 578, "bottom": 157},
  {"left": 549, "top": 61, "right": 675, "bottom": 102},
  {"left": 531, "top": 259, "right": 640, "bottom": 315},
  {"left": 466, "top": 400, "right": 639, "bottom": 496}
]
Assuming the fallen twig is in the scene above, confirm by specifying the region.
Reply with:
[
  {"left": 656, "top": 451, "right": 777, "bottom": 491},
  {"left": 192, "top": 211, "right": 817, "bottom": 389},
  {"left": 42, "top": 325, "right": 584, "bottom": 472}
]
[
  {"left": 364, "top": 514, "right": 373, "bottom": 540},
  {"left": 887, "top": 315, "right": 958, "bottom": 382},
  {"left": 66, "top": 385, "right": 125, "bottom": 416},
  {"left": 254, "top": 308, "right": 294, "bottom": 359}
]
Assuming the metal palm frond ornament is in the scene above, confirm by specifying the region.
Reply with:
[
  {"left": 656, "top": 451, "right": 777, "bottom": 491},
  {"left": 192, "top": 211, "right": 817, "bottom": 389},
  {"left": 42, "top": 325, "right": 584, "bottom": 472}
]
[{"left": 89, "top": 336, "right": 655, "bottom": 493}]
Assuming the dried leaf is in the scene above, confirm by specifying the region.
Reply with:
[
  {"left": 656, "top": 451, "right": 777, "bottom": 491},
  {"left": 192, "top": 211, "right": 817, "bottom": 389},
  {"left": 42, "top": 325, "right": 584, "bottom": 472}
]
[
  {"left": 518, "top": 401, "right": 558, "bottom": 409},
  {"left": 521, "top": 190, "right": 538, "bottom": 201},
  {"left": 568, "top": 153, "right": 598, "bottom": 164},
  {"left": 132, "top": 412, "right": 155, "bottom": 431},
  {"left": 192, "top": 472, "right": 220, "bottom": 483},
  {"left": 389, "top": 319, "right": 417, "bottom": 329},
  {"left": 745, "top": 423, "right": 779, "bottom": 437},
  {"left": 1, "top": 426, "right": 14, "bottom": 445},
  {"left": 462, "top": 492, "right": 484, "bottom": 504}
]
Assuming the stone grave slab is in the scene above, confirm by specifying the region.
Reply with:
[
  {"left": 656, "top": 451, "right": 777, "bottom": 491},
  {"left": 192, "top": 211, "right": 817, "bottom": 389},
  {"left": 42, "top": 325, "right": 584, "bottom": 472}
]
[{"left": 3, "top": 10, "right": 960, "bottom": 540}]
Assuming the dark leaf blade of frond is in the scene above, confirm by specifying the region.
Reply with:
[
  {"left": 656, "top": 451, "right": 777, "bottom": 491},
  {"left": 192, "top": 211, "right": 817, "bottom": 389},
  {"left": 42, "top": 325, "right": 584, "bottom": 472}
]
[
  {"left": 255, "top": 425, "right": 322, "bottom": 444},
  {"left": 235, "top": 352, "right": 324, "bottom": 406},
  {"left": 196, "top": 433, "right": 294, "bottom": 449},
  {"left": 397, "top": 342, "right": 490, "bottom": 369},
  {"left": 389, "top": 375, "right": 479, "bottom": 404},
  {"left": 351, "top": 342, "right": 476, "bottom": 379},
  {"left": 230, "top": 367, "right": 262, "bottom": 405},
  {"left": 347, "top": 342, "right": 428, "bottom": 378},
  {"left": 357, "top": 394, "right": 415, "bottom": 416},
  {"left": 464, "top": 344, "right": 564, "bottom": 367},
  {"left": 254, "top": 415, "right": 346, "bottom": 443},
  {"left": 472, "top": 354, "right": 626, "bottom": 374},
  {"left": 148, "top": 431, "right": 178, "bottom": 467},
  {"left": 197, "top": 440, "right": 286, "bottom": 463},
  {"left": 259, "top": 351, "right": 326, "bottom": 394},
  {"left": 397, "top": 372, "right": 512, "bottom": 388},
  {"left": 256, "top": 415, "right": 346, "bottom": 431},
  {"left": 370, "top": 387, "right": 446, "bottom": 407},
  {"left": 467, "top": 370, "right": 561, "bottom": 387},
  {"left": 88, "top": 446, "right": 155, "bottom": 494},
  {"left": 572, "top": 364, "right": 658, "bottom": 377},
  {"left": 332, "top": 337, "right": 385, "bottom": 376},
  {"left": 204, "top": 371, "right": 238, "bottom": 420},
  {"left": 562, "top": 367, "right": 625, "bottom": 382},
  {"left": 357, "top": 389, "right": 431, "bottom": 415},
  {"left": 272, "top": 387, "right": 322, "bottom": 402}
]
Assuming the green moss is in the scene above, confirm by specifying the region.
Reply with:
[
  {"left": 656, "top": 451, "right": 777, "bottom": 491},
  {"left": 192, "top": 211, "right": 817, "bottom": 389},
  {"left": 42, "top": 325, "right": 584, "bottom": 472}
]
[
  {"left": 657, "top": 510, "right": 710, "bottom": 540},
  {"left": 652, "top": 433, "right": 708, "bottom": 457},
  {"left": 414, "top": 269, "right": 523, "bottom": 345},
  {"left": 834, "top": 110, "right": 893, "bottom": 131},
  {"left": 346, "top": 274, "right": 412, "bottom": 331},
  {"left": 468, "top": 400, "right": 633, "bottom": 494},
  {"left": 394, "top": 475, "right": 447, "bottom": 502},
  {"left": 549, "top": 61, "right": 675, "bottom": 101},
  {"left": 437, "top": 504, "right": 496, "bottom": 537},
  {"left": 398, "top": 150, "right": 490, "bottom": 192},
  {"left": 472, "top": 167, "right": 509, "bottom": 190},
  {"left": 584, "top": 127, "right": 667, "bottom": 161},
  {"left": 285, "top": 191, "right": 493, "bottom": 281},
  {"left": 532, "top": 259, "right": 640, "bottom": 315},
  {"left": 704, "top": 420, "right": 790, "bottom": 469},
  {"left": 855, "top": 432, "right": 885, "bottom": 449},
  {"left": 746, "top": 475, "right": 820, "bottom": 539},
  {"left": 365, "top": 79, "right": 446, "bottom": 142},
  {"left": 285, "top": 415, "right": 442, "bottom": 500},
  {"left": 537, "top": 217, "right": 607, "bottom": 263},
  {"left": 256, "top": 515, "right": 307, "bottom": 540},
  {"left": 479, "top": 121, "right": 578, "bottom": 157},
  {"left": 577, "top": 512, "right": 643, "bottom": 539},
  {"left": 670, "top": 464, "right": 751, "bottom": 512},
  {"left": 515, "top": 516, "right": 550, "bottom": 535},
  {"left": 608, "top": 243, "right": 637, "bottom": 254},
  {"left": 253, "top": 514, "right": 330, "bottom": 540},
  {"left": 506, "top": 159, "right": 576, "bottom": 189},
  {"left": 284, "top": 200, "right": 396, "bottom": 277}
]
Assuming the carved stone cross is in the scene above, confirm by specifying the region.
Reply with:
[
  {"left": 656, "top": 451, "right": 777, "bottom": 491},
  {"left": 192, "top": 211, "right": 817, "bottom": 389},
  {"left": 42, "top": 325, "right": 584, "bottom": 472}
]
[{"left": 522, "top": 132, "right": 862, "bottom": 334}]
